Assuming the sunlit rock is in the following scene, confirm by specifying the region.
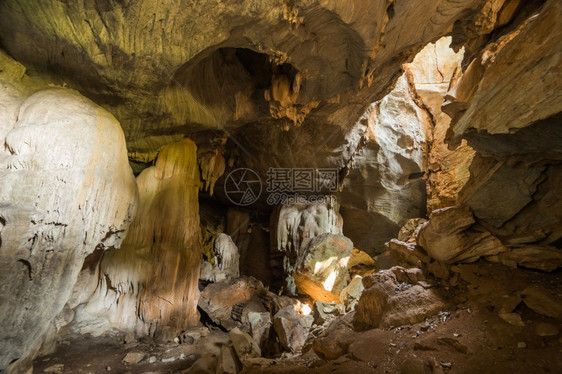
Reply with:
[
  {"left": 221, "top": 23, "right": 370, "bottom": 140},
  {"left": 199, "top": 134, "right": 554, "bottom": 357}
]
[
  {"left": 340, "top": 73, "right": 431, "bottom": 254},
  {"left": 292, "top": 233, "right": 353, "bottom": 302}
]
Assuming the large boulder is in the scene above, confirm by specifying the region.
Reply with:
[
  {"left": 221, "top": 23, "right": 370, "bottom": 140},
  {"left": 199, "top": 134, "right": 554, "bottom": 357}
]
[
  {"left": 293, "top": 233, "right": 354, "bottom": 302},
  {"left": 273, "top": 306, "right": 314, "bottom": 354},
  {"left": 353, "top": 267, "right": 445, "bottom": 330}
]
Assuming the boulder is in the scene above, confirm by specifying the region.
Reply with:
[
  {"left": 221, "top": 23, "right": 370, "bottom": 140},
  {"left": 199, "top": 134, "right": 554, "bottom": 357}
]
[
  {"left": 339, "top": 276, "right": 365, "bottom": 312},
  {"left": 312, "top": 317, "right": 357, "bottom": 360},
  {"left": 293, "top": 233, "right": 353, "bottom": 302},
  {"left": 248, "top": 312, "right": 272, "bottom": 349},
  {"left": 312, "top": 301, "right": 344, "bottom": 326},
  {"left": 353, "top": 267, "right": 445, "bottom": 330},
  {"left": 417, "top": 206, "right": 507, "bottom": 263},
  {"left": 521, "top": 286, "right": 562, "bottom": 318},
  {"left": 229, "top": 327, "right": 261, "bottom": 360},
  {"left": 273, "top": 306, "right": 313, "bottom": 354}
]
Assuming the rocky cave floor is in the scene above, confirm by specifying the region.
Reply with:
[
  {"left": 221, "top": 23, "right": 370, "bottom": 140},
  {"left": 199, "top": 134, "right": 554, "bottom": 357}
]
[{"left": 33, "top": 262, "right": 561, "bottom": 374}]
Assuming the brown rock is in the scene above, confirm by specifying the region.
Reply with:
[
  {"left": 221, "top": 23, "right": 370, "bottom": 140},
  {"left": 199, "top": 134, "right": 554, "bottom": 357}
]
[
  {"left": 487, "top": 245, "right": 562, "bottom": 272},
  {"left": 521, "top": 286, "right": 562, "bottom": 318},
  {"left": 417, "top": 206, "right": 507, "bottom": 263},
  {"left": 339, "top": 276, "right": 365, "bottom": 312},
  {"left": 312, "top": 318, "right": 356, "bottom": 361},
  {"left": 273, "top": 306, "right": 313, "bottom": 354},
  {"left": 535, "top": 323, "right": 559, "bottom": 337},
  {"left": 198, "top": 276, "right": 265, "bottom": 330},
  {"left": 353, "top": 267, "right": 445, "bottom": 330}
]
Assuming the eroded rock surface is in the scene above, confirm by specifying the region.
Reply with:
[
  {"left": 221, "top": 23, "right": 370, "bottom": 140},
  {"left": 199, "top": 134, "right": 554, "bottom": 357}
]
[{"left": 0, "top": 84, "right": 137, "bottom": 370}]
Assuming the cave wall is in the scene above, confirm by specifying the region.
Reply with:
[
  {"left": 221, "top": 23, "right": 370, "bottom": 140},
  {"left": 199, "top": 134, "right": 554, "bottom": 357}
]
[
  {"left": 0, "top": 0, "right": 560, "bottom": 370},
  {"left": 0, "top": 54, "right": 137, "bottom": 372}
]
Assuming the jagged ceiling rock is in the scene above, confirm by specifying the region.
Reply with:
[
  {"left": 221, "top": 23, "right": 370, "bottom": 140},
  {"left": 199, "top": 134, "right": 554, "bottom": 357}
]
[
  {"left": 0, "top": 68, "right": 137, "bottom": 371},
  {"left": 0, "top": 0, "right": 488, "bottom": 160},
  {"left": 446, "top": 0, "right": 562, "bottom": 139}
]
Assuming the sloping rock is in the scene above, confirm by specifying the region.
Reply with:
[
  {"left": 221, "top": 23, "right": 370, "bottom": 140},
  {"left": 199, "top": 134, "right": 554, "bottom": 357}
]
[
  {"left": 273, "top": 306, "right": 313, "bottom": 354},
  {"left": 417, "top": 206, "right": 507, "bottom": 263},
  {"left": 353, "top": 267, "right": 446, "bottom": 330},
  {"left": 487, "top": 245, "right": 562, "bottom": 272},
  {"left": 521, "top": 286, "right": 562, "bottom": 318},
  {"left": 229, "top": 327, "right": 261, "bottom": 360}
]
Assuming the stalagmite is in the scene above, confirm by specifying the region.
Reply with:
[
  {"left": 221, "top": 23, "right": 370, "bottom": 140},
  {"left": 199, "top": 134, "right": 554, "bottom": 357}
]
[{"left": 82, "top": 138, "right": 202, "bottom": 340}]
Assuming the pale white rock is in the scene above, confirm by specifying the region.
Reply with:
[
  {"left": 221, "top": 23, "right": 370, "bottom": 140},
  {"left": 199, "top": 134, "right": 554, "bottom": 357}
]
[
  {"left": 200, "top": 233, "right": 240, "bottom": 282},
  {"left": 214, "top": 233, "right": 240, "bottom": 279},
  {"left": 339, "top": 276, "right": 365, "bottom": 312},
  {"left": 0, "top": 87, "right": 137, "bottom": 372},
  {"left": 274, "top": 198, "right": 343, "bottom": 274}
]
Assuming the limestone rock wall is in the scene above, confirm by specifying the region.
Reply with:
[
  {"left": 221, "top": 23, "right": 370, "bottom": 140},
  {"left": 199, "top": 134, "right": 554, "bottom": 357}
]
[
  {"left": 340, "top": 73, "right": 432, "bottom": 254},
  {"left": 82, "top": 139, "right": 202, "bottom": 340},
  {"left": 0, "top": 61, "right": 137, "bottom": 371},
  {"left": 414, "top": 0, "right": 562, "bottom": 267}
]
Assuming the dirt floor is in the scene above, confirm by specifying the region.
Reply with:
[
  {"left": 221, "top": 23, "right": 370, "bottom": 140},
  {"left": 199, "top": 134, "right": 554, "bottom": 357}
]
[{"left": 33, "top": 262, "right": 562, "bottom": 374}]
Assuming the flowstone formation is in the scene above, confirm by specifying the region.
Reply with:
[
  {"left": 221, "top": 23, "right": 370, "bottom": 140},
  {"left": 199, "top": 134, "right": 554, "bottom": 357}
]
[
  {"left": 0, "top": 60, "right": 137, "bottom": 371},
  {"left": 81, "top": 139, "right": 203, "bottom": 340}
]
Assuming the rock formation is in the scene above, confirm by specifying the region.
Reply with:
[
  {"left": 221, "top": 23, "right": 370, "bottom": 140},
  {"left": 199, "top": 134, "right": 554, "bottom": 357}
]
[
  {"left": 80, "top": 139, "right": 202, "bottom": 340},
  {"left": 0, "top": 0, "right": 561, "bottom": 371},
  {"left": 0, "top": 60, "right": 137, "bottom": 371}
]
